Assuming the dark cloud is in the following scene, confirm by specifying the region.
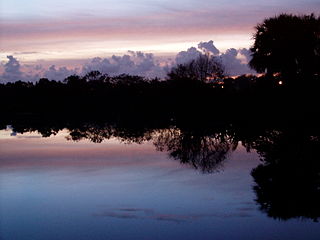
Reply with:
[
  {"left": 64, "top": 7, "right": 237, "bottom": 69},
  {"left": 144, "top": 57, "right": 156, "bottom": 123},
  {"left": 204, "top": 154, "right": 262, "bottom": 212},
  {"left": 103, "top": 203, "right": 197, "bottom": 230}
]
[
  {"left": 93, "top": 207, "right": 253, "bottom": 223},
  {"left": 93, "top": 208, "right": 194, "bottom": 223},
  {"left": 151, "top": 214, "right": 196, "bottom": 223},
  {"left": 116, "top": 208, "right": 154, "bottom": 215},
  {"left": 236, "top": 207, "right": 256, "bottom": 211},
  {"left": 94, "top": 211, "right": 141, "bottom": 220}
]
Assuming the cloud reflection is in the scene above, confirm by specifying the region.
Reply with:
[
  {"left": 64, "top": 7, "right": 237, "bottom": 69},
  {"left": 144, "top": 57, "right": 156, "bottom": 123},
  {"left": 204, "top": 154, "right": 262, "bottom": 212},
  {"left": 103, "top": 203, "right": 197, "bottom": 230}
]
[{"left": 93, "top": 207, "right": 253, "bottom": 223}]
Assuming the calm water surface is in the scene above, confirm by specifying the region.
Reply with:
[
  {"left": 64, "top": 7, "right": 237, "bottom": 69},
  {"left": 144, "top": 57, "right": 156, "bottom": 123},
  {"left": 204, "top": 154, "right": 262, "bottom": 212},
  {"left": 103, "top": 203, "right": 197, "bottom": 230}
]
[{"left": 0, "top": 128, "right": 319, "bottom": 240}]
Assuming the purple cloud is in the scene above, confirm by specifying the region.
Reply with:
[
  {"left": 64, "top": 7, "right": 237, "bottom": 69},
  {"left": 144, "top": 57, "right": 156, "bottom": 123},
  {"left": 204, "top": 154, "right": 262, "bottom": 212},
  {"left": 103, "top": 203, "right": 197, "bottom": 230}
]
[
  {"left": 175, "top": 47, "right": 202, "bottom": 65},
  {"left": 82, "top": 51, "right": 168, "bottom": 78},
  {"left": 0, "top": 56, "right": 23, "bottom": 82},
  {"left": 198, "top": 40, "right": 220, "bottom": 55},
  {"left": 44, "top": 65, "right": 77, "bottom": 81},
  {"left": 219, "top": 48, "right": 255, "bottom": 76},
  {"left": 175, "top": 41, "right": 255, "bottom": 76}
]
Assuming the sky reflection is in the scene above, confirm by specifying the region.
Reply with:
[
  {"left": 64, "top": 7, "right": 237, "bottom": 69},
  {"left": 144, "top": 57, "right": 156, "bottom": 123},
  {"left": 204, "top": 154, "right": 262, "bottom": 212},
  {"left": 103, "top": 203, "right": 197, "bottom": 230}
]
[{"left": 1, "top": 130, "right": 320, "bottom": 240}]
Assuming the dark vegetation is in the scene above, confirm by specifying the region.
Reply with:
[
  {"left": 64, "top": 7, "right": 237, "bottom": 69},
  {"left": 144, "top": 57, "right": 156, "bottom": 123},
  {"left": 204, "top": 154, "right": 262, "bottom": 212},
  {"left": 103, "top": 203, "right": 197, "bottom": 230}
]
[
  {"left": 0, "top": 13, "right": 320, "bottom": 221},
  {"left": 1, "top": 69, "right": 319, "bottom": 125},
  {"left": 250, "top": 13, "right": 320, "bottom": 87}
]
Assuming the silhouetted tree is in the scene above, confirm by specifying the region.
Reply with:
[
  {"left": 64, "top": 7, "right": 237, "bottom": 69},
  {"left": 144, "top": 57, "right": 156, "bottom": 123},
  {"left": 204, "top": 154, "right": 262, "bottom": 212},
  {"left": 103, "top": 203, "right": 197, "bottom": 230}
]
[
  {"left": 249, "top": 14, "right": 320, "bottom": 86},
  {"left": 64, "top": 74, "right": 86, "bottom": 87},
  {"left": 168, "top": 54, "right": 225, "bottom": 82}
]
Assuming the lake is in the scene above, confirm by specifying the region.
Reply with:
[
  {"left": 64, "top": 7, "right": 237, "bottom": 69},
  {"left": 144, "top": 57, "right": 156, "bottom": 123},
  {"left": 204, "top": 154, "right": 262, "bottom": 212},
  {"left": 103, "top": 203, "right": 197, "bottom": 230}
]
[{"left": 0, "top": 123, "right": 319, "bottom": 240}]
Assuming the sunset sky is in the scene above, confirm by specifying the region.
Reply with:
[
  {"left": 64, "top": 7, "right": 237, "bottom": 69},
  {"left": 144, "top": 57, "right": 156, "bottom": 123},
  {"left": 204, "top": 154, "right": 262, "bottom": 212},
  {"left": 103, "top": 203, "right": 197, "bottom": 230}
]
[{"left": 1, "top": 0, "right": 319, "bottom": 81}]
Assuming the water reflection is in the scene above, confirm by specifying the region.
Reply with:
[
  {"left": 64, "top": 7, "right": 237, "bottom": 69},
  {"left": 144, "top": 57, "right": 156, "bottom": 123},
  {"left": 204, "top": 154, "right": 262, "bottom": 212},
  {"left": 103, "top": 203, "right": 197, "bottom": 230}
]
[
  {"left": 246, "top": 129, "right": 320, "bottom": 222},
  {"left": 153, "top": 128, "right": 237, "bottom": 173},
  {"left": 54, "top": 124, "right": 238, "bottom": 173},
  {"left": 2, "top": 120, "right": 320, "bottom": 222}
]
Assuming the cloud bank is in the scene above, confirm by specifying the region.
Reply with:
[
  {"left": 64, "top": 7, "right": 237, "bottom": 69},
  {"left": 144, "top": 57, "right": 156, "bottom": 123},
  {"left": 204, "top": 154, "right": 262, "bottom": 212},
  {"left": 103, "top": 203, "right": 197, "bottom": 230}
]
[
  {"left": 0, "top": 40, "right": 255, "bottom": 82},
  {"left": 82, "top": 51, "right": 169, "bottom": 79}
]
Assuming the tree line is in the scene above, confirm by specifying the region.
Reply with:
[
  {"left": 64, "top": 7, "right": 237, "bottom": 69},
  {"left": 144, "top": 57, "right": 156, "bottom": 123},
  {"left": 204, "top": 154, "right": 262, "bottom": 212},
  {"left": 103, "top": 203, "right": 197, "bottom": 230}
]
[{"left": 1, "top": 13, "right": 319, "bottom": 120}]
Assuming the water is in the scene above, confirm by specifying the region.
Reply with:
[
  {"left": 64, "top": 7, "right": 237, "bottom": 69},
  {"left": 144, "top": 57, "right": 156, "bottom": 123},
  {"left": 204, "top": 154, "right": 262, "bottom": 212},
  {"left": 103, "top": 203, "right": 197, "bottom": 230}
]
[{"left": 0, "top": 126, "right": 319, "bottom": 240}]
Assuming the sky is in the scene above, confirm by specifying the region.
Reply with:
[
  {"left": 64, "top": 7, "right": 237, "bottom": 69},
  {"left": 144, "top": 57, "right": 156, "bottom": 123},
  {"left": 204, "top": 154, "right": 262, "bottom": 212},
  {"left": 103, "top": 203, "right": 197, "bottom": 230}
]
[{"left": 0, "top": 0, "right": 319, "bottom": 81}]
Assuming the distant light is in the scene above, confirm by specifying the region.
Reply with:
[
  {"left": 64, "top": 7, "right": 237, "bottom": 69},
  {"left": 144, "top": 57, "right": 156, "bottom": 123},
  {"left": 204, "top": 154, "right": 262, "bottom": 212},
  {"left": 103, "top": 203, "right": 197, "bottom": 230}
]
[
  {"left": 221, "top": 86, "right": 224, "bottom": 89},
  {"left": 278, "top": 81, "right": 283, "bottom": 85}
]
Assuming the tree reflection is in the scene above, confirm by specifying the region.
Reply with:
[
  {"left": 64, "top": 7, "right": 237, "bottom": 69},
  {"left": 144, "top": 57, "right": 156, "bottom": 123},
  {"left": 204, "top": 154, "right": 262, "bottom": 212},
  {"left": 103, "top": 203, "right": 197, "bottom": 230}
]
[
  {"left": 153, "top": 128, "right": 237, "bottom": 173},
  {"left": 2, "top": 118, "right": 320, "bottom": 221},
  {"left": 246, "top": 128, "right": 320, "bottom": 222},
  {"left": 66, "top": 123, "right": 238, "bottom": 173},
  {"left": 66, "top": 124, "right": 114, "bottom": 143},
  {"left": 66, "top": 123, "right": 153, "bottom": 144}
]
